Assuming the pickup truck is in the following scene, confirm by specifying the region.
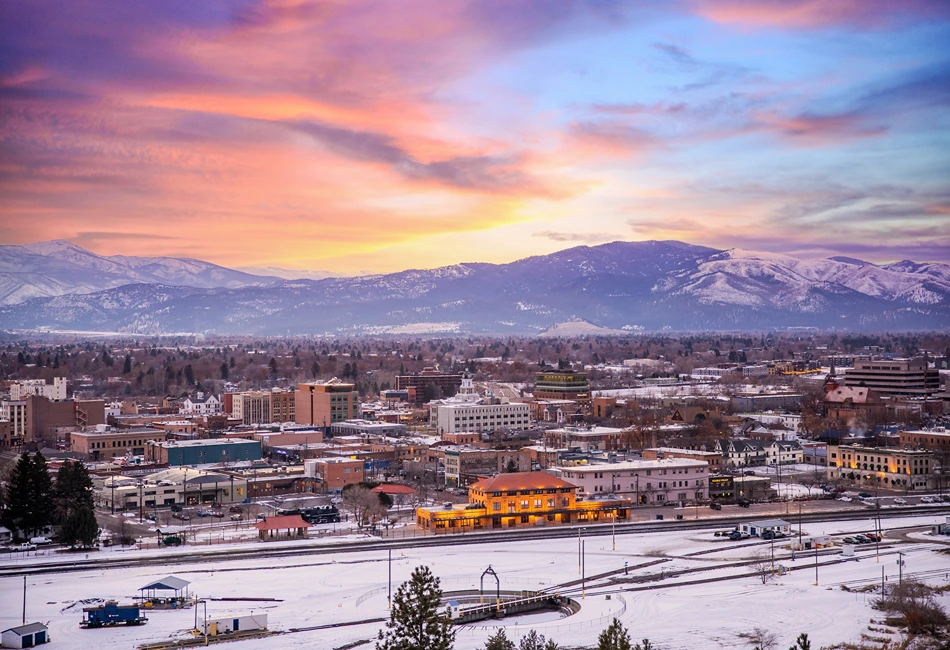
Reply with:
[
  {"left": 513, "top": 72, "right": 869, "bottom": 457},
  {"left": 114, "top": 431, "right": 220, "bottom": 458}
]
[{"left": 10, "top": 543, "right": 37, "bottom": 552}]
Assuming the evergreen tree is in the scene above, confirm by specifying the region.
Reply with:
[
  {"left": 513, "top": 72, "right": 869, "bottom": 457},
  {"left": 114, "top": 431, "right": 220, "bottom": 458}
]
[
  {"left": 504, "top": 459, "right": 519, "bottom": 473},
  {"left": 184, "top": 364, "right": 195, "bottom": 385},
  {"left": 269, "top": 357, "right": 279, "bottom": 377},
  {"left": 484, "top": 629, "right": 515, "bottom": 650},
  {"left": 30, "top": 452, "right": 54, "bottom": 535},
  {"left": 60, "top": 506, "right": 99, "bottom": 548},
  {"left": 220, "top": 362, "right": 229, "bottom": 380},
  {"left": 519, "top": 630, "right": 558, "bottom": 650},
  {"left": 52, "top": 460, "right": 94, "bottom": 525},
  {"left": 123, "top": 353, "right": 132, "bottom": 374},
  {"left": 597, "top": 618, "right": 631, "bottom": 650},
  {"left": 2, "top": 453, "right": 34, "bottom": 534},
  {"left": 3, "top": 453, "right": 54, "bottom": 537},
  {"left": 376, "top": 565, "right": 455, "bottom": 650},
  {"left": 788, "top": 634, "right": 811, "bottom": 650}
]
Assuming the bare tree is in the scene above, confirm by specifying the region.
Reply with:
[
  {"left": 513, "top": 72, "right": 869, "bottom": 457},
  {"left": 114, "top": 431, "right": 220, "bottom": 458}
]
[
  {"left": 749, "top": 551, "right": 776, "bottom": 585},
  {"left": 737, "top": 627, "right": 777, "bottom": 650},
  {"left": 342, "top": 485, "right": 386, "bottom": 529}
]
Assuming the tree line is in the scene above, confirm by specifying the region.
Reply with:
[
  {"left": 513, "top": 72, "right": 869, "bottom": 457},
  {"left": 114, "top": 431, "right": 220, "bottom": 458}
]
[{"left": 1, "top": 452, "right": 99, "bottom": 548}]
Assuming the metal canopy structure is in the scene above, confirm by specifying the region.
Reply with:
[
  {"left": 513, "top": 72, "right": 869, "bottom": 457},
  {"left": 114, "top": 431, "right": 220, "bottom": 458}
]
[{"left": 138, "top": 576, "right": 191, "bottom": 602}]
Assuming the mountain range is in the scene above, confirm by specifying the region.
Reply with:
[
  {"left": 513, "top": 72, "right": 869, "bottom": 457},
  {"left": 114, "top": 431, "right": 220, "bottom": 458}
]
[{"left": 1, "top": 240, "right": 948, "bottom": 335}]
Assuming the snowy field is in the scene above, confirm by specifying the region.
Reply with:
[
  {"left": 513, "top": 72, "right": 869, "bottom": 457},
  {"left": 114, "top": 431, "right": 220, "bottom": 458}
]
[{"left": 2, "top": 514, "right": 949, "bottom": 650}]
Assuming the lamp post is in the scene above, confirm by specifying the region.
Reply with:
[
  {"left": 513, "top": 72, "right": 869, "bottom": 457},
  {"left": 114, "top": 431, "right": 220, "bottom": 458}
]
[{"left": 814, "top": 544, "right": 819, "bottom": 586}]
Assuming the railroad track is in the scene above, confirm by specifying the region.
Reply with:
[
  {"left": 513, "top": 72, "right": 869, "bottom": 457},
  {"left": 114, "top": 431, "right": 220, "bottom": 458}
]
[{"left": 2, "top": 505, "right": 947, "bottom": 578}]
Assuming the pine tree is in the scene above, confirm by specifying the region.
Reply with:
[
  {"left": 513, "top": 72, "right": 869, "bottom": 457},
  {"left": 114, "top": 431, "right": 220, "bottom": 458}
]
[
  {"left": 220, "top": 362, "right": 229, "bottom": 380},
  {"left": 29, "top": 453, "right": 54, "bottom": 535},
  {"left": 484, "top": 629, "right": 515, "bottom": 650},
  {"left": 53, "top": 460, "right": 94, "bottom": 525},
  {"left": 376, "top": 565, "right": 455, "bottom": 650},
  {"left": 3, "top": 453, "right": 54, "bottom": 537},
  {"left": 2, "top": 453, "right": 34, "bottom": 535},
  {"left": 123, "top": 353, "right": 132, "bottom": 374},
  {"left": 60, "top": 506, "right": 99, "bottom": 548},
  {"left": 597, "top": 618, "right": 631, "bottom": 650},
  {"left": 788, "top": 634, "right": 811, "bottom": 650},
  {"left": 519, "top": 630, "right": 558, "bottom": 650}
]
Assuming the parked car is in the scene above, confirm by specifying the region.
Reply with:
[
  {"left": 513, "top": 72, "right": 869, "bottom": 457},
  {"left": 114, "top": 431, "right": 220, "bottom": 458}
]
[
  {"left": 893, "top": 498, "right": 907, "bottom": 505},
  {"left": 919, "top": 496, "right": 936, "bottom": 504},
  {"left": 171, "top": 504, "right": 183, "bottom": 512},
  {"left": 210, "top": 511, "right": 224, "bottom": 518},
  {"left": 256, "top": 513, "right": 267, "bottom": 520},
  {"left": 229, "top": 505, "right": 243, "bottom": 514},
  {"left": 709, "top": 502, "right": 722, "bottom": 510},
  {"left": 173, "top": 512, "right": 191, "bottom": 521},
  {"left": 197, "top": 510, "right": 212, "bottom": 518},
  {"left": 842, "top": 536, "right": 858, "bottom": 544},
  {"left": 853, "top": 535, "right": 871, "bottom": 544},
  {"left": 729, "top": 531, "right": 751, "bottom": 541},
  {"left": 940, "top": 495, "right": 950, "bottom": 503},
  {"left": 230, "top": 514, "right": 242, "bottom": 521},
  {"left": 762, "top": 530, "right": 776, "bottom": 540},
  {"left": 30, "top": 536, "right": 53, "bottom": 545},
  {"left": 857, "top": 492, "right": 873, "bottom": 499},
  {"left": 144, "top": 513, "right": 157, "bottom": 522},
  {"left": 864, "top": 532, "right": 881, "bottom": 542},
  {"left": 11, "top": 542, "right": 37, "bottom": 552},
  {"left": 737, "top": 498, "right": 751, "bottom": 508}
]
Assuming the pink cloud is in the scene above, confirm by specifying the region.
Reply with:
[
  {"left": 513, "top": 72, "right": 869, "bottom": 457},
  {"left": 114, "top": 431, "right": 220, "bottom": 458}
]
[{"left": 689, "top": 0, "right": 950, "bottom": 30}]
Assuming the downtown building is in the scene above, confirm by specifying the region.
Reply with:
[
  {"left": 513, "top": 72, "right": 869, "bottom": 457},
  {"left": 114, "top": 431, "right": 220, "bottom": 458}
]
[{"left": 843, "top": 358, "right": 939, "bottom": 397}]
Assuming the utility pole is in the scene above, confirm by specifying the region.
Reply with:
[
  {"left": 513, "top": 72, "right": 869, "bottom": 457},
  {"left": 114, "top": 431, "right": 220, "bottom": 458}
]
[
  {"left": 22, "top": 576, "right": 26, "bottom": 624},
  {"left": 387, "top": 549, "right": 392, "bottom": 609},
  {"left": 578, "top": 527, "right": 582, "bottom": 574},
  {"left": 612, "top": 513, "right": 616, "bottom": 551},
  {"left": 582, "top": 540, "right": 586, "bottom": 599},
  {"left": 897, "top": 552, "right": 905, "bottom": 585},
  {"left": 814, "top": 545, "right": 819, "bottom": 586}
]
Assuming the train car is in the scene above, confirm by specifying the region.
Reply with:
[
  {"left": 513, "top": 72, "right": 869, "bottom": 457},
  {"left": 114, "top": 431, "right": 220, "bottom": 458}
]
[
  {"left": 80, "top": 600, "right": 148, "bottom": 628},
  {"left": 301, "top": 505, "right": 340, "bottom": 524}
]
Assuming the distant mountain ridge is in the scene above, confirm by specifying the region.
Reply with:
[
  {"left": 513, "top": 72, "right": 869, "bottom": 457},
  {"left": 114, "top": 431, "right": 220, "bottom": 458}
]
[
  {"left": 0, "top": 240, "right": 277, "bottom": 304},
  {"left": 0, "top": 239, "right": 947, "bottom": 334}
]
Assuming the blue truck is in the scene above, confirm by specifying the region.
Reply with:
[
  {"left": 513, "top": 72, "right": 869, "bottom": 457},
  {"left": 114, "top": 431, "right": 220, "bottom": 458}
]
[{"left": 80, "top": 601, "right": 148, "bottom": 628}]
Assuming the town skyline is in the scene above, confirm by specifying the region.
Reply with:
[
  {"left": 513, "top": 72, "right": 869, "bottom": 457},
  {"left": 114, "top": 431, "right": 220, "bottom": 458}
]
[{"left": 2, "top": 1, "right": 949, "bottom": 275}]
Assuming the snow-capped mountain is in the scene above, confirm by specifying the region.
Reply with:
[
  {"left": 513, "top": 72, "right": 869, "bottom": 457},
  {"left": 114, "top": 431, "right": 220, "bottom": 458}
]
[
  {"left": 0, "top": 240, "right": 279, "bottom": 304},
  {"left": 0, "top": 241, "right": 947, "bottom": 334}
]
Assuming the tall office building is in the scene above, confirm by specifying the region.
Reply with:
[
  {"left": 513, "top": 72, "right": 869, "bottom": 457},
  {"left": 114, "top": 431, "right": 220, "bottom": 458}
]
[
  {"left": 295, "top": 380, "right": 358, "bottom": 428},
  {"left": 843, "top": 358, "right": 939, "bottom": 397}
]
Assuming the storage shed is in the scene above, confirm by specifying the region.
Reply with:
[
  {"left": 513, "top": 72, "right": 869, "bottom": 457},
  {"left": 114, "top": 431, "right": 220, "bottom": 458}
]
[
  {"left": 740, "top": 519, "right": 792, "bottom": 537},
  {"left": 2, "top": 623, "right": 50, "bottom": 648},
  {"left": 201, "top": 613, "right": 267, "bottom": 636}
]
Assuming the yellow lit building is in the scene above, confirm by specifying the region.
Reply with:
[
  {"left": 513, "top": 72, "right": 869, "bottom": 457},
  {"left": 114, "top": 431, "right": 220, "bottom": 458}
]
[{"left": 415, "top": 472, "right": 629, "bottom": 532}]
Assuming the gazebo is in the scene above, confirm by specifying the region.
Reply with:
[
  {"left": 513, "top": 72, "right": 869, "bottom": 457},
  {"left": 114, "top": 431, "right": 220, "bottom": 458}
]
[
  {"left": 254, "top": 514, "right": 312, "bottom": 541},
  {"left": 138, "top": 576, "right": 191, "bottom": 609}
]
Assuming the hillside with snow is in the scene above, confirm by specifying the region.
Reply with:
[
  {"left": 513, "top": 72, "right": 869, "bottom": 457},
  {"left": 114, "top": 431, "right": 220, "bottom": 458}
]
[
  {"left": 0, "top": 240, "right": 947, "bottom": 334},
  {"left": 0, "top": 240, "right": 278, "bottom": 304}
]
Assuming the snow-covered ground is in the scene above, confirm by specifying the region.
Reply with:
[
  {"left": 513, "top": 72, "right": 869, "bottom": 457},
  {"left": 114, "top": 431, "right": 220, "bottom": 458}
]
[{"left": 2, "top": 514, "right": 949, "bottom": 650}]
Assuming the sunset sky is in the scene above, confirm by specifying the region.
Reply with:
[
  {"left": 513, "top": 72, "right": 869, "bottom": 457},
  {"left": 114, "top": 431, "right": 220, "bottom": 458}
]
[{"left": 2, "top": 0, "right": 949, "bottom": 275}]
